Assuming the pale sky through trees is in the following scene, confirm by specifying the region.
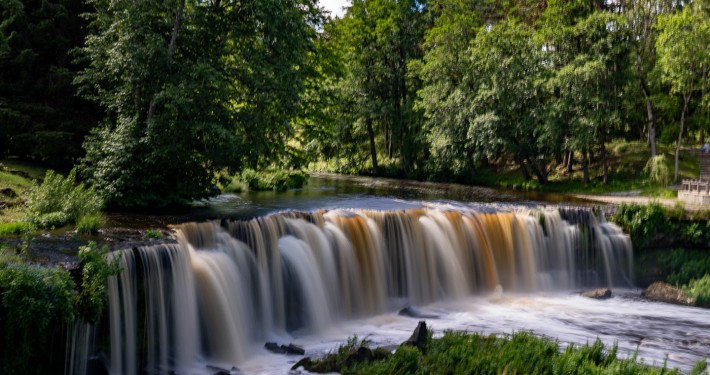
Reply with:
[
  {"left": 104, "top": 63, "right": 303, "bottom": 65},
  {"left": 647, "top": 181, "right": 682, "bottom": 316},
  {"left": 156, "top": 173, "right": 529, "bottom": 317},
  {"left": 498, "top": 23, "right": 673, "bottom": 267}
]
[{"left": 320, "top": 0, "right": 348, "bottom": 18}]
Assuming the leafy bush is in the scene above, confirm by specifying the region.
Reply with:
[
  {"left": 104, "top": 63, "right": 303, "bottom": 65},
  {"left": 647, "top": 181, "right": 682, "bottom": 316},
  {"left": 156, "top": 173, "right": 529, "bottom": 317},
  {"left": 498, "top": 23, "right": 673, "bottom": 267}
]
[
  {"left": 644, "top": 155, "right": 672, "bottom": 187},
  {"left": 683, "top": 275, "right": 710, "bottom": 307},
  {"left": 655, "top": 248, "right": 710, "bottom": 286},
  {"left": 25, "top": 168, "right": 103, "bottom": 229},
  {"left": 612, "top": 203, "right": 666, "bottom": 247},
  {"left": 0, "top": 222, "right": 30, "bottom": 236},
  {"left": 76, "top": 242, "right": 121, "bottom": 324},
  {"left": 0, "top": 263, "right": 75, "bottom": 374},
  {"left": 240, "top": 169, "right": 309, "bottom": 191},
  {"left": 76, "top": 214, "right": 103, "bottom": 235},
  {"left": 145, "top": 229, "right": 163, "bottom": 239}
]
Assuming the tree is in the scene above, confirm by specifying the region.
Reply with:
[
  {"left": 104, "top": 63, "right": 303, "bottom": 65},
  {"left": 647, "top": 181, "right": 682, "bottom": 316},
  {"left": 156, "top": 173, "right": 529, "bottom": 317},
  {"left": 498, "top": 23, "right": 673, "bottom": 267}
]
[
  {"left": 329, "top": 0, "right": 427, "bottom": 175},
  {"left": 624, "top": 0, "right": 679, "bottom": 157},
  {"left": 0, "top": 0, "right": 99, "bottom": 164},
  {"left": 77, "top": 0, "right": 320, "bottom": 207},
  {"left": 415, "top": 0, "right": 503, "bottom": 181},
  {"left": 656, "top": 5, "right": 710, "bottom": 182},
  {"left": 466, "top": 21, "right": 554, "bottom": 183}
]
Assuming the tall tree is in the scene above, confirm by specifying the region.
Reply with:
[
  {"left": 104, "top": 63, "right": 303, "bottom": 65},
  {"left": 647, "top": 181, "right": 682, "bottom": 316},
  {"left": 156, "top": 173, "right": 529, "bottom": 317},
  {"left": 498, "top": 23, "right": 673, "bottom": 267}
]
[
  {"left": 466, "top": 21, "right": 554, "bottom": 183},
  {"left": 77, "top": 0, "right": 320, "bottom": 207},
  {"left": 624, "top": 0, "right": 679, "bottom": 156},
  {"left": 656, "top": 5, "right": 710, "bottom": 182},
  {"left": 415, "top": 0, "right": 503, "bottom": 181},
  {"left": 333, "top": 0, "right": 427, "bottom": 175},
  {"left": 0, "top": 0, "right": 99, "bottom": 164}
]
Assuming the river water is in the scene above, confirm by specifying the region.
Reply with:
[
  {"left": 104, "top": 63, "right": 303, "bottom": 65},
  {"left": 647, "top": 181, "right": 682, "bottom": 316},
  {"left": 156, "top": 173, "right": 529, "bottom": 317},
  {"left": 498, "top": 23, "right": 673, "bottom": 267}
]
[
  {"left": 240, "top": 290, "right": 710, "bottom": 374},
  {"left": 94, "top": 175, "right": 708, "bottom": 374}
]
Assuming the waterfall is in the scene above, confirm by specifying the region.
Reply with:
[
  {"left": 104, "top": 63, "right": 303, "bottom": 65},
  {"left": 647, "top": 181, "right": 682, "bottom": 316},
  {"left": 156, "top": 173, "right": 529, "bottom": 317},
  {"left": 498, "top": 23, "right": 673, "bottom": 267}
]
[{"left": 90, "top": 206, "right": 632, "bottom": 374}]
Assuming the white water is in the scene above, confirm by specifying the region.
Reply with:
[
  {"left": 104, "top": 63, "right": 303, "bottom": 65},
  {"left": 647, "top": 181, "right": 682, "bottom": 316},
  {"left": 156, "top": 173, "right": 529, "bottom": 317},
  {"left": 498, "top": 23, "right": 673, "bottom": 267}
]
[
  {"left": 91, "top": 205, "right": 709, "bottom": 374},
  {"left": 240, "top": 291, "right": 710, "bottom": 374}
]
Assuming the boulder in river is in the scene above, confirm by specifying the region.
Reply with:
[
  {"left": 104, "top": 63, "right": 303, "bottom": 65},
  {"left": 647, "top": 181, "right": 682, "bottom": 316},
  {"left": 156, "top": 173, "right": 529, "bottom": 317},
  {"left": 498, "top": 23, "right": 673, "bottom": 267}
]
[
  {"left": 400, "top": 320, "right": 428, "bottom": 351},
  {"left": 642, "top": 282, "right": 695, "bottom": 306},
  {"left": 581, "top": 288, "right": 612, "bottom": 300},
  {"left": 398, "top": 305, "right": 439, "bottom": 319},
  {"left": 264, "top": 342, "right": 305, "bottom": 355}
]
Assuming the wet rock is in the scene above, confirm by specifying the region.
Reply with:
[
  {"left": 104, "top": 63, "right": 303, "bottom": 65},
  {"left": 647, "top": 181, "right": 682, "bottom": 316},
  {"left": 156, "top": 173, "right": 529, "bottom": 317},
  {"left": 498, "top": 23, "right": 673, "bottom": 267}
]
[
  {"left": 264, "top": 342, "right": 305, "bottom": 355},
  {"left": 401, "top": 320, "right": 428, "bottom": 351},
  {"left": 642, "top": 282, "right": 695, "bottom": 306},
  {"left": 344, "top": 346, "right": 373, "bottom": 368},
  {"left": 208, "top": 365, "right": 240, "bottom": 375},
  {"left": 264, "top": 342, "right": 285, "bottom": 354},
  {"left": 398, "top": 305, "right": 439, "bottom": 319},
  {"left": 285, "top": 343, "right": 305, "bottom": 355},
  {"left": 291, "top": 357, "right": 313, "bottom": 371},
  {"left": 581, "top": 288, "right": 612, "bottom": 300}
]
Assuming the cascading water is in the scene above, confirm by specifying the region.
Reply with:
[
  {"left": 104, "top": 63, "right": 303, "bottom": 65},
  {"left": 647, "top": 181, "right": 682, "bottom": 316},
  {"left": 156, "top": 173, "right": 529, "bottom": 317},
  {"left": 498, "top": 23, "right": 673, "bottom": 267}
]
[{"left": 89, "top": 206, "right": 632, "bottom": 374}]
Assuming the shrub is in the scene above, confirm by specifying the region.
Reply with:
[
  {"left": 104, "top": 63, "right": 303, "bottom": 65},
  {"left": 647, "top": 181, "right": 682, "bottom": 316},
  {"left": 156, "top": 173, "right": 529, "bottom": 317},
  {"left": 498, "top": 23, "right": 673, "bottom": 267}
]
[
  {"left": 0, "top": 222, "right": 30, "bottom": 236},
  {"left": 644, "top": 155, "right": 672, "bottom": 187},
  {"left": 240, "top": 169, "right": 309, "bottom": 191},
  {"left": 655, "top": 248, "right": 710, "bottom": 286},
  {"left": 76, "top": 242, "right": 122, "bottom": 324},
  {"left": 76, "top": 215, "right": 103, "bottom": 235},
  {"left": 25, "top": 168, "right": 103, "bottom": 229},
  {"left": 683, "top": 275, "right": 710, "bottom": 307},
  {"left": 612, "top": 203, "right": 666, "bottom": 247},
  {"left": 0, "top": 263, "right": 75, "bottom": 374},
  {"left": 145, "top": 229, "right": 163, "bottom": 239}
]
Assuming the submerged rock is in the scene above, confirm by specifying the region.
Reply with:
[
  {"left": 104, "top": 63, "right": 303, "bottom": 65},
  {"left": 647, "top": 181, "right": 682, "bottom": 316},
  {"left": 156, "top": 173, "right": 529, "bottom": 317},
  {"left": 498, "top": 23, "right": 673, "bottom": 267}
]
[
  {"left": 581, "top": 288, "right": 612, "bottom": 300},
  {"left": 264, "top": 342, "right": 305, "bottom": 355},
  {"left": 642, "top": 282, "right": 695, "bottom": 306},
  {"left": 398, "top": 305, "right": 439, "bottom": 319}
]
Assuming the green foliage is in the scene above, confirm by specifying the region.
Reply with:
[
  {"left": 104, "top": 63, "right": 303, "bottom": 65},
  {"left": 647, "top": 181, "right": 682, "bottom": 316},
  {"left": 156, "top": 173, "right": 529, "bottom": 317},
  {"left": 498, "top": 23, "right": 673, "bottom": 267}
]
[
  {"left": 0, "top": 221, "right": 29, "bottom": 236},
  {"left": 145, "top": 229, "right": 163, "bottom": 239},
  {"left": 76, "top": 214, "right": 103, "bottom": 235},
  {"left": 0, "top": 0, "right": 99, "bottom": 163},
  {"left": 239, "top": 169, "right": 309, "bottom": 191},
  {"left": 0, "top": 263, "right": 75, "bottom": 374},
  {"left": 644, "top": 155, "right": 672, "bottom": 187},
  {"left": 308, "top": 331, "right": 682, "bottom": 375},
  {"left": 77, "top": 0, "right": 321, "bottom": 207},
  {"left": 25, "top": 168, "right": 103, "bottom": 229},
  {"left": 76, "top": 242, "right": 121, "bottom": 324},
  {"left": 612, "top": 203, "right": 666, "bottom": 247},
  {"left": 654, "top": 248, "right": 710, "bottom": 286},
  {"left": 683, "top": 275, "right": 710, "bottom": 307}
]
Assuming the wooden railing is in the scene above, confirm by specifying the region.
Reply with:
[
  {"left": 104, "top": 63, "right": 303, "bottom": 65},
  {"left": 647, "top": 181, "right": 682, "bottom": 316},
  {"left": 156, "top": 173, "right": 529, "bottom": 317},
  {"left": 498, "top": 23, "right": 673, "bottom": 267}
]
[{"left": 681, "top": 178, "right": 710, "bottom": 194}]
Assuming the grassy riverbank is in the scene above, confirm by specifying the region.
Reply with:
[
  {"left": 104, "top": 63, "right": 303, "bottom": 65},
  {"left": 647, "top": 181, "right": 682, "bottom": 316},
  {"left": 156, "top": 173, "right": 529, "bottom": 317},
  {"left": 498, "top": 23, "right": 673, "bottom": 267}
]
[{"left": 299, "top": 329, "right": 707, "bottom": 375}]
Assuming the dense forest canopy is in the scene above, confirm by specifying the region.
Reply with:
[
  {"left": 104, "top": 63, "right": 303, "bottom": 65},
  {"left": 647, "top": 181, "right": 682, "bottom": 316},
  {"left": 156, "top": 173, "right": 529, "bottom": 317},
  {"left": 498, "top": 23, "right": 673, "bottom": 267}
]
[{"left": 1, "top": 0, "right": 709, "bottom": 207}]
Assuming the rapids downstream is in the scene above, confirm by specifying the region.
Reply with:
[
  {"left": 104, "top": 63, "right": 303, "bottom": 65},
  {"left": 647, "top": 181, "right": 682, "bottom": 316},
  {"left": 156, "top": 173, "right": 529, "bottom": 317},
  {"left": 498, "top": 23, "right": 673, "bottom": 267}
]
[{"left": 67, "top": 198, "right": 709, "bottom": 374}]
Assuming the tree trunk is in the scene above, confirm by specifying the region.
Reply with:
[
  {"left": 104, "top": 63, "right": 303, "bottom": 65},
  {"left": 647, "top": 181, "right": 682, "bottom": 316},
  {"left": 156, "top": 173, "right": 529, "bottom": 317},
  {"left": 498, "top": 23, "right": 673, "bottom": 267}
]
[
  {"left": 148, "top": 0, "right": 185, "bottom": 121},
  {"left": 515, "top": 154, "right": 530, "bottom": 180},
  {"left": 674, "top": 94, "right": 689, "bottom": 183},
  {"left": 566, "top": 151, "right": 574, "bottom": 174},
  {"left": 367, "top": 118, "right": 378, "bottom": 175},
  {"left": 641, "top": 83, "right": 656, "bottom": 157},
  {"left": 601, "top": 141, "right": 608, "bottom": 185},
  {"left": 167, "top": 0, "right": 186, "bottom": 65},
  {"left": 582, "top": 149, "right": 590, "bottom": 184}
]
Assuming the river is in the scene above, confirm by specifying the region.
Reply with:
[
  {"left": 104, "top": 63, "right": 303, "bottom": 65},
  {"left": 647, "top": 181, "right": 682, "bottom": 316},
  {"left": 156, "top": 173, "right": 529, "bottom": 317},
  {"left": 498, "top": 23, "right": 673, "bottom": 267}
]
[{"left": 80, "top": 175, "right": 708, "bottom": 374}]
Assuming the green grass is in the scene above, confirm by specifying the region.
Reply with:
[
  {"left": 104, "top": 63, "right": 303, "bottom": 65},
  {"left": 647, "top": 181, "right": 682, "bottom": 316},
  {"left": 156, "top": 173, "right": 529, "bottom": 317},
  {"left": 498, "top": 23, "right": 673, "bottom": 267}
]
[
  {"left": 683, "top": 275, "right": 710, "bottom": 308},
  {"left": 0, "top": 222, "right": 30, "bottom": 236},
  {"left": 470, "top": 141, "right": 699, "bottom": 196},
  {"left": 303, "top": 330, "right": 704, "bottom": 375}
]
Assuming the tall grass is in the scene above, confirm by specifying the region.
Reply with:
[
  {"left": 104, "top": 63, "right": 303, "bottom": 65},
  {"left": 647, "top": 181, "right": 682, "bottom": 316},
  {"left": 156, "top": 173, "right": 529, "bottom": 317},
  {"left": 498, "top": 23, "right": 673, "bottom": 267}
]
[{"left": 25, "top": 168, "right": 103, "bottom": 229}]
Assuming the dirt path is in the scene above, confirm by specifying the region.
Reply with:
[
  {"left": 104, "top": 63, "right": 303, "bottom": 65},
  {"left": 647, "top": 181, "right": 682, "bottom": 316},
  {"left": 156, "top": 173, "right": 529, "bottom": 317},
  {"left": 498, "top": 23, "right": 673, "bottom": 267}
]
[{"left": 570, "top": 193, "right": 708, "bottom": 212}]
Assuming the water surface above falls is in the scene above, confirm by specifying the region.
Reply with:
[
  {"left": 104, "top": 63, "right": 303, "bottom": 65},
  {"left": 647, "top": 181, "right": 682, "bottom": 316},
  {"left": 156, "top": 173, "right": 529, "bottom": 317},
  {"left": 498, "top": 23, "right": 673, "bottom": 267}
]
[{"left": 104, "top": 174, "right": 594, "bottom": 227}]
